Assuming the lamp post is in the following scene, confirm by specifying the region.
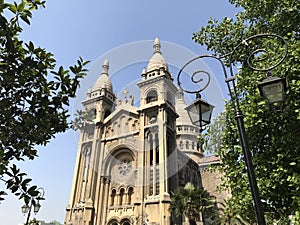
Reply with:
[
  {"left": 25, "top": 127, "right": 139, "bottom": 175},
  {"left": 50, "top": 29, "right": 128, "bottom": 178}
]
[
  {"left": 21, "top": 187, "right": 45, "bottom": 225},
  {"left": 177, "top": 33, "right": 288, "bottom": 225}
]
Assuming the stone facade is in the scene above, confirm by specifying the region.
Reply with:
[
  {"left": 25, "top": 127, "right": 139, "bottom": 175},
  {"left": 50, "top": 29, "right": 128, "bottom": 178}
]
[
  {"left": 199, "top": 156, "right": 230, "bottom": 206},
  {"left": 64, "top": 38, "right": 227, "bottom": 225}
]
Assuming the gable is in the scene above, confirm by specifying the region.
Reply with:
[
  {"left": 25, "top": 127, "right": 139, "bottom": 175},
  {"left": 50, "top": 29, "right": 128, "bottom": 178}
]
[{"left": 103, "top": 106, "right": 140, "bottom": 139}]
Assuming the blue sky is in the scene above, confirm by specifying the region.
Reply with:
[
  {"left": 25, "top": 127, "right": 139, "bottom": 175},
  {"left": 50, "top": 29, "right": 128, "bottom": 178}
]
[{"left": 0, "top": 1, "right": 241, "bottom": 224}]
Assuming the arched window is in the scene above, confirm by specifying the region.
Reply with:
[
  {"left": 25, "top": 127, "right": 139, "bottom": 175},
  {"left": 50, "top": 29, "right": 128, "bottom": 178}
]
[
  {"left": 193, "top": 171, "right": 200, "bottom": 186},
  {"left": 146, "top": 90, "right": 158, "bottom": 103},
  {"left": 121, "top": 219, "right": 131, "bottom": 225},
  {"left": 119, "top": 188, "right": 125, "bottom": 205},
  {"left": 185, "top": 141, "right": 189, "bottom": 149},
  {"left": 104, "top": 110, "right": 111, "bottom": 119},
  {"left": 82, "top": 149, "right": 90, "bottom": 181},
  {"left": 110, "top": 189, "right": 116, "bottom": 206},
  {"left": 89, "top": 108, "right": 97, "bottom": 119},
  {"left": 191, "top": 141, "right": 195, "bottom": 150},
  {"left": 167, "top": 91, "right": 174, "bottom": 104},
  {"left": 108, "top": 219, "right": 118, "bottom": 225},
  {"left": 179, "top": 141, "right": 183, "bottom": 149},
  {"left": 127, "top": 187, "right": 134, "bottom": 205}
]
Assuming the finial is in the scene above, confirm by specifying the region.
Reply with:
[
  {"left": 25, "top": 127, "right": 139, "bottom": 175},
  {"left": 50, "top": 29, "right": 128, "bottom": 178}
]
[
  {"left": 153, "top": 37, "right": 161, "bottom": 54},
  {"left": 123, "top": 87, "right": 129, "bottom": 101},
  {"left": 101, "top": 59, "right": 109, "bottom": 74},
  {"left": 176, "top": 86, "right": 184, "bottom": 101}
]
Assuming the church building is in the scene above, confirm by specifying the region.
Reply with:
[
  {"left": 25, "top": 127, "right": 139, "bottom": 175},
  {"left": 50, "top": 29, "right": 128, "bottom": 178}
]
[{"left": 64, "top": 38, "right": 224, "bottom": 225}]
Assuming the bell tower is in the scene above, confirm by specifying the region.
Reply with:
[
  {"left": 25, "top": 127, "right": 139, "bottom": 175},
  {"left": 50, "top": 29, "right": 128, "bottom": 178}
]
[
  {"left": 65, "top": 59, "right": 115, "bottom": 225},
  {"left": 136, "top": 38, "right": 178, "bottom": 225}
]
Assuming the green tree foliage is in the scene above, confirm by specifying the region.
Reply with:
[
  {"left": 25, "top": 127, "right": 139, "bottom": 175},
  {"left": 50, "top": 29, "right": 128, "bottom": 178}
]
[
  {"left": 169, "top": 182, "right": 215, "bottom": 225},
  {"left": 193, "top": 0, "right": 300, "bottom": 223},
  {"left": 0, "top": 0, "right": 89, "bottom": 204},
  {"left": 26, "top": 218, "right": 39, "bottom": 225},
  {"left": 71, "top": 109, "right": 96, "bottom": 131},
  {"left": 50, "top": 220, "right": 63, "bottom": 225},
  {"left": 211, "top": 201, "right": 249, "bottom": 225}
]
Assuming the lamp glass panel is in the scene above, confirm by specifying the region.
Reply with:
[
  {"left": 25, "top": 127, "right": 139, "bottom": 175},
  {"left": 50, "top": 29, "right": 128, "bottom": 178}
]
[
  {"left": 186, "top": 104, "right": 198, "bottom": 126},
  {"left": 261, "top": 82, "right": 284, "bottom": 103},
  {"left": 185, "top": 99, "right": 214, "bottom": 127},
  {"left": 21, "top": 204, "right": 29, "bottom": 214},
  {"left": 202, "top": 107, "right": 213, "bottom": 124},
  {"left": 34, "top": 203, "right": 41, "bottom": 214}
]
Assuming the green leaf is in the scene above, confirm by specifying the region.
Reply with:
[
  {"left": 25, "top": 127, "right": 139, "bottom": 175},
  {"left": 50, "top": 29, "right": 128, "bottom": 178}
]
[
  {"left": 27, "top": 185, "right": 37, "bottom": 196},
  {"left": 18, "top": 0, "right": 26, "bottom": 12},
  {"left": 20, "top": 14, "right": 30, "bottom": 25}
]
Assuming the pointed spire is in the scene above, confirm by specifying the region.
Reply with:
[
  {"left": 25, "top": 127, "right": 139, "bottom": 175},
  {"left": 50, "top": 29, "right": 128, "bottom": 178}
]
[
  {"left": 147, "top": 37, "right": 168, "bottom": 72},
  {"left": 101, "top": 59, "right": 109, "bottom": 75},
  {"left": 153, "top": 37, "right": 161, "bottom": 54},
  {"left": 91, "top": 59, "right": 113, "bottom": 92}
]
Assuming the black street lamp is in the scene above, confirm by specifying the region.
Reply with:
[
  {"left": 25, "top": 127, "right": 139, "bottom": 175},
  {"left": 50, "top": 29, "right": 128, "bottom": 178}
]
[
  {"left": 185, "top": 93, "right": 214, "bottom": 130},
  {"left": 177, "top": 33, "right": 288, "bottom": 225},
  {"left": 21, "top": 187, "right": 45, "bottom": 225},
  {"left": 258, "top": 71, "right": 287, "bottom": 106}
]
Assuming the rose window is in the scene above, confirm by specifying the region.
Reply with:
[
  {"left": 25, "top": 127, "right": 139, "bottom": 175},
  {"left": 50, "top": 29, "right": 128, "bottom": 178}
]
[{"left": 118, "top": 160, "right": 132, "bottom": 176}]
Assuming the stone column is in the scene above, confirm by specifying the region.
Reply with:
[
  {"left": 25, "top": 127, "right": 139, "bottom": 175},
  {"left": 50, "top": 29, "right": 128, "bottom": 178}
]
[
  {"left": 96, "top": 176, "right": 105, "bottom": 225},
  {"left": 101, "top": 177, "right": 110, "bottom": 225},
  {"left": 152, "top": 133, "right": 157, "bottom": 196}
]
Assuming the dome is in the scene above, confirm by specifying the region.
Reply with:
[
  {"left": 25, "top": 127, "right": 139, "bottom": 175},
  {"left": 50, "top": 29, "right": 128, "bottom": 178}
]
[
  {"left": 147, "top": 38, "right": 168, "bottom": 72},
  {"left": 175, "top": 87, "right": 203, "bottom": 161},
  {"left": 92, "top": 59, "right": 113, "bottom": 92}
]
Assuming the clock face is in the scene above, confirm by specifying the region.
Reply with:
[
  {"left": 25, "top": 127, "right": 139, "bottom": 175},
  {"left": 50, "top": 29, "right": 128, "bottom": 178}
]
[{"left": 118, "top": 160, "right": 132, "bottom": 176}]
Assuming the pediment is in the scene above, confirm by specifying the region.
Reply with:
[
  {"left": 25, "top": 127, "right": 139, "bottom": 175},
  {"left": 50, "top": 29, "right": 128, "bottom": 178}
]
[
  {"left": 103, "top": 105, "right": 140, "bottom": 138},
  {"left": 103, "top": 104, "right": 139, "bottom": 125}
]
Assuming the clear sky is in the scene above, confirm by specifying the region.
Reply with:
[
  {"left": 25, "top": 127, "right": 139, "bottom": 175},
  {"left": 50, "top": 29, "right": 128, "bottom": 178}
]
[{"left": 0, "top": 1, "right": 241, "bottom": 224}]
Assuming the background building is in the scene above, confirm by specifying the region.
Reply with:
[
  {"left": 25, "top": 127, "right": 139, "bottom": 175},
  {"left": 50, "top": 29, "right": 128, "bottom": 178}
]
[{"left": 65, "top": 38, "right": 226, "bottom": 225}]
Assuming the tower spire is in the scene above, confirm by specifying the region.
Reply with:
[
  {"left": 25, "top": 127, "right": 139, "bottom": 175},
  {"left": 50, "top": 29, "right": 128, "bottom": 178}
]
[
  {"left": 176, "top": 86, "right": 185, "bottom": 102},
  {"left": 146, "top": 37, "right": 168, "bottom": 72},
  {"left": 153, "top": 37, "right": 161, "bottom": 54},
  {"left": 101, "top": 59, "right": 109, "bottom": 75}
]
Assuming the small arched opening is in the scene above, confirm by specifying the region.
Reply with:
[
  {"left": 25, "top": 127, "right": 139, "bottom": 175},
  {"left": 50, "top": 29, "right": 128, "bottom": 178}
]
[
  {"left": 121, "top": 219, "right": 131, "bottom": 225},
  {"left": 104, "top": 109, "right": 111, "bottom": 119},
  {"left": 110, "top": 189, "right": 116, "bottom": 206},
  {"left": 127, "top": 187, "right": 134, "bottom": 205},
  {"left": 146, "top": 90, "right": 158, "bottom": 103},
  {"left": 107, "top": 219, "right": 118, "bottom": 225},
  {"left": 119, "top": 188, "right": 125, "bottom": 205}
]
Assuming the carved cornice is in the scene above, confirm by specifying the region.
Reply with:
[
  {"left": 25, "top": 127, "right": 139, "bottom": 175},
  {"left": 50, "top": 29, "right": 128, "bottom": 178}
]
[{"left": 103, "top": 130, "right": 140, "bottom": 142}]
